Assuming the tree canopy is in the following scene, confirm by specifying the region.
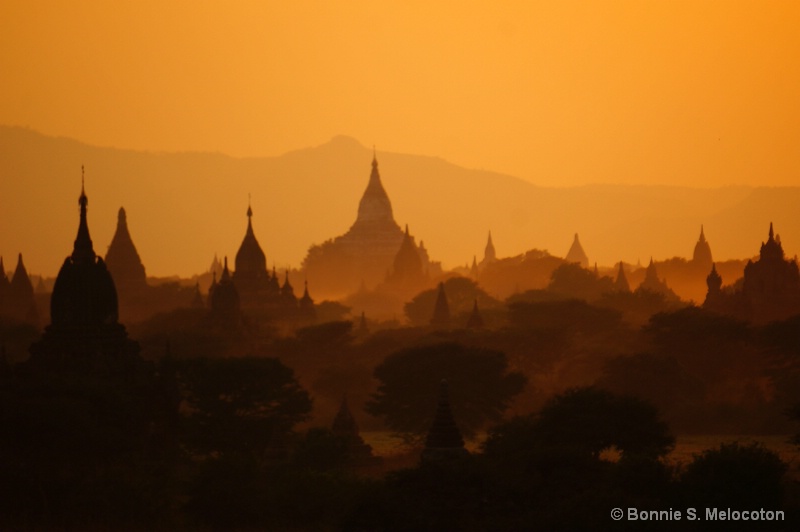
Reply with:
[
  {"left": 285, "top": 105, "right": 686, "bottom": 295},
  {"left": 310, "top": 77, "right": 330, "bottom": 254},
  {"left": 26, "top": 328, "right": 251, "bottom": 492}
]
[
  {"left": 366, "top": 342, "right": 525, "bottom": 439},
  {"left": 484, "top": 387, "right": 675, "bottom": 461},
  {"left": 177, "top": 356, "right": 312, "bottom": 458}
]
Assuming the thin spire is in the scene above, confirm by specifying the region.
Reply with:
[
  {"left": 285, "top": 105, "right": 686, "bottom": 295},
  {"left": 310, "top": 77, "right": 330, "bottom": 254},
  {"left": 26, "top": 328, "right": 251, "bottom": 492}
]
[
  {"left": 72, "top": 166, "right": 95, "bottom": 264},
  {"left": 769, "top": 222, "right": 774, "bottom": 240},
  {"left": 247, "top": 193, "right": 252, "bottom": 218},
  {"left": 221, "top": 256, "right": 231, "bottom": 280}
]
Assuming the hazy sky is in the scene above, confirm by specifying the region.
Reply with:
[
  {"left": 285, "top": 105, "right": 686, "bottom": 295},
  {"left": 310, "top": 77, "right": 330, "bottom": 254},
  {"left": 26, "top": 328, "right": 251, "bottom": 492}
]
[{"left": 2, "top": 1, "right": 799, "bottom": 187}]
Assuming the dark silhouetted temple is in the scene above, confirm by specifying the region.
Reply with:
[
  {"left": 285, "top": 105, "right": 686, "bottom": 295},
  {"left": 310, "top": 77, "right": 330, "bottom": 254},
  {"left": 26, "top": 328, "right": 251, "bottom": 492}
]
[
  {"left": 0, "top": 254, "right": 38, "bottom": 326},
  {"left": 303, "top": 155, "right": 407, "bottom": 296},
  {"left": 705, "top": 223, "right": 800, "bottom": 322},
  {"left": 105, "top": 207, "right": 148, "bottom": 295},
  {"left": 422, "top": 380, "right": 468, "bottom": 462},
  {"left": 28, "top": 177, "right": 141, "bottom": 373},
  {"left": 565, "top": 233, "right": 589, "bottom": 267}
]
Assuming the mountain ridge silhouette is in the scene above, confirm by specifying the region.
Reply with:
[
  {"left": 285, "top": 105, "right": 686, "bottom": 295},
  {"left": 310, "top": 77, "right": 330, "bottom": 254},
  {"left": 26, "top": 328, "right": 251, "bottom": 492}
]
[{"left": 1, "top": 125, "right": 795, "bottom": 279}]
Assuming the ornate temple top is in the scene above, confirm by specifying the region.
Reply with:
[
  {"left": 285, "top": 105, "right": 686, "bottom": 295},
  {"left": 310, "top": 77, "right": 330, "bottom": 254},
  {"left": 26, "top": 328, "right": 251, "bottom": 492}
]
[
  {"left": 706, "top": 262, "right": 722, "bottom": 294},
  {"left": 430, "top": 281, "right": 451, "bottom": 326},
  {"left": 424, "top": 380, "right": 466, "bottom": 451},
  {"left": 50, "top": 175, "right": 119, "bottom": 328},
  {"left": 72, "top": 166, "right": 96, "bottom": 265},
  {"left": 759, "top": 222, "right": 785, "bottom": 262},
  {"left": 355, "top": 154, "right": 395, "bottom": 226},
  {"left": 692, "top": 225, "right": 713, "bottom": 267},
  {"left": 105, "top": 207, "right": 147, "bottom": 291},
  {"left": 390, "top": 225, "right": 424, "bottom": 281},
  {"left": 484, "top": 231, "right": 496, "bottom": 263},
  {"left": 466, "top": 299, "right": 484, "bottom": 329},
  {"left": 565, "top": 233, "right": 589, "bottom": 267},
  {"left": 235, "top": 202, "right": 267, "bottom": 278},
  {"left": 614, "top": 261, "right": 630, "bottom": 292}
]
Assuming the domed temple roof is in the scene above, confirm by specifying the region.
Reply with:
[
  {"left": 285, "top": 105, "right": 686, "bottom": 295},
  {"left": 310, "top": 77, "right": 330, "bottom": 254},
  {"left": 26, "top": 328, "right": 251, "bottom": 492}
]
[
  {"left": 49, "top": 179, "right": 119, "bottom": 328},
  {"left": 29, "top": 169, "right": 141, "bottom": 374},
  {"left": 235, "top": 203, "right": 267, "bottom": 279},
  {"left": 105, "top": 207, "right": 147, "bottom": 293},
  {"left": 354, "top": 154, "right": 395, "bottom": 227},
  {"left": 692, "top": 225, "right": 713, "bottom": 268},
  {"left": 565, "top": 233, "right": 589, "bottom": 267}
]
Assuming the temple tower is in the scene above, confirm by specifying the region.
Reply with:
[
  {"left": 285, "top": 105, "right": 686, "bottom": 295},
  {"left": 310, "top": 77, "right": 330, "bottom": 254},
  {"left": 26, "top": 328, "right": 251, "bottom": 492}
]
[
  {"left": 302, "top": 154, "right": 405, "bottom": 296},
  {"left": 614, "top": 262, "right": 630, "bottom": 292},
  {"left": 565, "top": 233, "right": 589, "bottom": 267},
  {"left": 105, "top": 207, "right": 148, "bottom": 295},
  {"left": 298, "top": 280, "right": 316, "bottom": 321},
  {"left": 210, "top": 257, "right": 241, "bottom": 324},
  {"left": 331, "top": 395, "right": 374, "bottom": 464},
  {"left": 5, "top": 254, "right": 38, "bottom": 325},
  {"left": 233, "top": 201, "right": 271, "bottom": 309},
  {"left": 28, "top": 171, "right": 141, "bottom": 373},
  {"left": 482, "top": 231, "right": 497, "bottom": 265},
  {"left": 421, "top": 380, "right": 468, "bottom": 462},
  {"left": 466, "top": 299, "right": 484, "bottom": 329},
  {"left": 430, "top": 282, "right": 451, "bottom": 327}
]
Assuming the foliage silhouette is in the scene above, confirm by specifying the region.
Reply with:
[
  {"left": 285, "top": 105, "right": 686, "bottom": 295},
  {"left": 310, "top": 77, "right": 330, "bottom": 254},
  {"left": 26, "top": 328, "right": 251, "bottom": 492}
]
[
  {"left": 484, "top": 387, "right": 674, "bottom": 461},
  {"left": 678, "top": 442, "right": 787, "bottom": 510},
  {"left": 177, "top": 356, "right": 311, "bottom": 459},
  {"left": 366, "top": 342, "right": 525, "bottom": 440}
]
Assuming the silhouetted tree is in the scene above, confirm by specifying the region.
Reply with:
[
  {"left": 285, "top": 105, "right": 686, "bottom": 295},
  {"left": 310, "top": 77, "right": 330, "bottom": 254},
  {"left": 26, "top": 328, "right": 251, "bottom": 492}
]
[
  {"left": 295, "top": 320, "right": 354, "bottom": 347},
  {"left": 484, "top": 387, "right": 674, "bottom": 462},
  {"left": 507, "top": 299, "right": 622, "bottom": 334},
  {"left": 533, "top": 387, "right": 674, "bottom": 459},
  {"left": 366, "top": 342, "right": 525, "bottom": 440},
  {"left": 598, "top": 353, "right": 707, "bottom": 431},
  {"left": 678, "top": 442, "right": 787, "bottom": 511},
  {"left": 480, "top": 388, "right": 676, "bottom": 530},
  {"left": 178, "top": 356, "right": 311, "bottom": 460},
  {"left": 291, "top": 427, "right": 351, "bottom": 472},
  {"left": 548, "top": 262, "right": 614, "bottom": 302},
  {"left": 0, "top": 366, "right": 176, "bottom": 528}
]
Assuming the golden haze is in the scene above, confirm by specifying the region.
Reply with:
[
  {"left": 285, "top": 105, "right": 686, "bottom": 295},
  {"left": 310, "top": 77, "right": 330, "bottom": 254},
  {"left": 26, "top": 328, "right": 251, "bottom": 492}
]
[{"left": 1, "top": 1, "right": 800, "bottom": 277}]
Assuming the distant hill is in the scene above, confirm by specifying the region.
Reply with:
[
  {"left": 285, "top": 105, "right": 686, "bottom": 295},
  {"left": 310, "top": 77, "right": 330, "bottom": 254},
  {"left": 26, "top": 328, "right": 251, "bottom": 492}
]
[{"left": 1, "top": 125, "right": 797, "bottom": 279}]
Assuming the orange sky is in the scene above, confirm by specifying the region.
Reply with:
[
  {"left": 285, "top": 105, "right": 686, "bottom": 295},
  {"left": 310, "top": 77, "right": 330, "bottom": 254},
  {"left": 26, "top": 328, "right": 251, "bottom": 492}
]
[{"left": 2, "top": 1, "right": 800, "bottom": 187}]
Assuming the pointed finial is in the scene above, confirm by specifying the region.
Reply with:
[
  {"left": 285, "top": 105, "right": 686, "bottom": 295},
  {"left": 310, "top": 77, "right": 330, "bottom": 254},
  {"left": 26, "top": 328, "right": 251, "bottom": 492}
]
[
  {"left": 247, "top": 194, "right": 253, "bottom": 218},
  {"left": 769, "top": 222, "right": 774, "bottom": 240},
  {"left": 79, "top": 166, "right": 88, "bottom": 207}
]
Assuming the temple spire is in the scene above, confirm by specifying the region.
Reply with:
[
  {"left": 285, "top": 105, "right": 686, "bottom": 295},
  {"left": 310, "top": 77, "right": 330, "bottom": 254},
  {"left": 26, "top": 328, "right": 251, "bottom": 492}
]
[
  {"left": 422, "top": 380, "right": 467, "bottom": 461},
  {"left": 356, "top": 154, "right": 395, "bottom": 225},
  {"left": 483, "top": 231, "right": 497, "bottom": 263},
  {"left": 72, "top": 166, "right": 96, "bottom": 265}
]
